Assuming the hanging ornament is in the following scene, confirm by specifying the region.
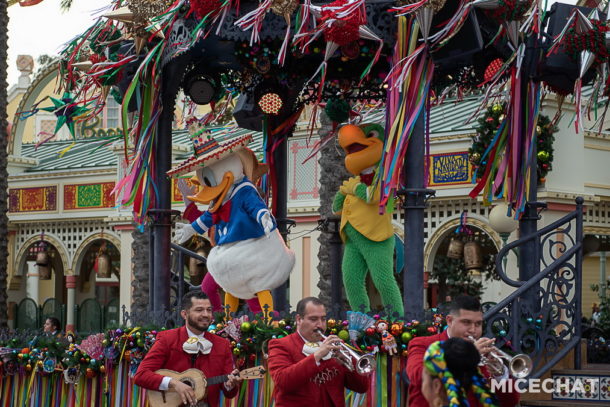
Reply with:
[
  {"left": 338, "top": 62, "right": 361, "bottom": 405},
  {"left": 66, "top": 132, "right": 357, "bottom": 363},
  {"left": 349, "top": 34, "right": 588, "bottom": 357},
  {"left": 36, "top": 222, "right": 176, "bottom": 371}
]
[
  {"left": 463, "top": 239, "right": 483, "bottom": 271},
  {"left": 258, "top": 93, "right": 283, "bottom": 115},
  {"left": 95, "top": 242, "right": 111, "bottom": 278},
  {"left": 190, "top": 0, "right": 223, "bottom": 20},
  {"left": 295, "top": 0, "right": 384, "bottom": 99},
  {"left": 446, "top": 237, "right": 464, "bottom": 259},
  {"left": 126, "top": 0, "right": 173, "bottom": 24}
]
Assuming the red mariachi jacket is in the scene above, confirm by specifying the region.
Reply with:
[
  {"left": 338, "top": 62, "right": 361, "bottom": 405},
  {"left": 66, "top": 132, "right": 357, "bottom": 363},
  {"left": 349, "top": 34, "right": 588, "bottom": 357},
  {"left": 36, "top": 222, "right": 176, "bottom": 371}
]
[
  {"left": 268, "top": 332, "right": 369, "bottom": 407},
  {"left": 406, "top": 330, "right": 520, "bottom": 407},
  {"left": 134, "top": 326, "right": 238, "bottom": 407}
]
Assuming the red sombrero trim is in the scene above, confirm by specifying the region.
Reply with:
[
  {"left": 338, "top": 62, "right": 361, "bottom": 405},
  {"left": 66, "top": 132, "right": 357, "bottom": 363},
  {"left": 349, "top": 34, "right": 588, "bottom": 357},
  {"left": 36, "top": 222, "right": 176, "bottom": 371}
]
[{"left": 167, "top": 134, "right": 253, "bottom": 177}]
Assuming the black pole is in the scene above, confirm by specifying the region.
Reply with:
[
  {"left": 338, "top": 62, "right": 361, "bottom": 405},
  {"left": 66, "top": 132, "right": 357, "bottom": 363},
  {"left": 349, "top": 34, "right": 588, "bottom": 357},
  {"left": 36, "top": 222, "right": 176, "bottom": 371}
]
[
  {"left": 319, "top": 217, "right": 343, "bottom": 317},
  {"left": 401, "top": 111, "right": 435, "bottom": 321},
  {"left": 148, "top": 225, "right": 155, "bottom": 312},
  {"left": 272, "top": 132, "right": 289, "bottom": 313},
  {"left": 151, "top": 104, "right": 173, "bottom": 312},
  {"left": 518, "top": 36, "right": 543, "bottom": 307}
]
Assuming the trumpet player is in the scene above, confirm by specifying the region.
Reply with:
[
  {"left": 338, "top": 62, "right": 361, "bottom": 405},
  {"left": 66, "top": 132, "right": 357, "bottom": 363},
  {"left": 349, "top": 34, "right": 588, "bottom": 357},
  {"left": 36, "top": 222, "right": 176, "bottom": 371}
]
[
  {"left": 406, "top": 295, "right": 520, "bottom": 406},
  {"left": 268, "top": 297, "right": 370, "bottom": 407}
]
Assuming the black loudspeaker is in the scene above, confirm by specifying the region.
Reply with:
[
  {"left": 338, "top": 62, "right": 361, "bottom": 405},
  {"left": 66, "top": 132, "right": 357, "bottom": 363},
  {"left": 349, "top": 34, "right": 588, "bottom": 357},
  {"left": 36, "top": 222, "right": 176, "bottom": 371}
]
[
  {"left": 114, "top": 41, "right": 143, "bottom": 113},
  {"left": 233, "top": 93, "right": 265, "bottom": 132},
  {"left": 430, "top": 2, "right": 484, "bottom": 74},
  {"left": 539, "top": 2, "right": 596, "bottom": 93}
]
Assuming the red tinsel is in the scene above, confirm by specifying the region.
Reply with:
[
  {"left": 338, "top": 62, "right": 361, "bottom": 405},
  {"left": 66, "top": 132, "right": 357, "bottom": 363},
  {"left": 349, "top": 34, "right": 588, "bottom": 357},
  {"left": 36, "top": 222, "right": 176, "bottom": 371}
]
[
  {"left": 320, "top": 0, "right": 364, "bottom": 46},
  {"left": 190, "top": 0, "right": 223, "bottom": 20}
]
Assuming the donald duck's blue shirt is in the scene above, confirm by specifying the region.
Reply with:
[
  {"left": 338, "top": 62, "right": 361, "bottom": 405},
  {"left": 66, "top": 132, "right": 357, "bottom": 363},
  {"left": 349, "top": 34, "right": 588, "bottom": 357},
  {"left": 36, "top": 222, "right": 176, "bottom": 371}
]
[{"left": 190, "top": 177, "right": 276, "bottom": 245}]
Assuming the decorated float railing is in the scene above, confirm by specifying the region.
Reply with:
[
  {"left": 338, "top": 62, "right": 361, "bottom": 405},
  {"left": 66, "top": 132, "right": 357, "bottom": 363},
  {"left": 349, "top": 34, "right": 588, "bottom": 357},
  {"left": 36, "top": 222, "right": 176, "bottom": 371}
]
[{"left": 483, "top": 198, "right": 584, "bottom": 378}]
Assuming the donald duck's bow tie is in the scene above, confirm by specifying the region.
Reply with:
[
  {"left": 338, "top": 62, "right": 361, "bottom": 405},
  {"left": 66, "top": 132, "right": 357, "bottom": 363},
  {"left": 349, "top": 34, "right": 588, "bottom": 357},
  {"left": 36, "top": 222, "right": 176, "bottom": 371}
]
[{"left": 183, "top": 336, "right": 213, "bottom": 355}]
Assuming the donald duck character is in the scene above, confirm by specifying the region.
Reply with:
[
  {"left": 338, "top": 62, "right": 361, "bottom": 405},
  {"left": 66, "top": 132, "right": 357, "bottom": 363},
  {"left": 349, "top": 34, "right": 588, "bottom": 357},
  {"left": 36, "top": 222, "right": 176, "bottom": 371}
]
[
  {"left": 333, "top": 123, "right": 404, "bottom": 315},
  {"left": 169, "top": 130, "right": 295, "bottom": 316}
]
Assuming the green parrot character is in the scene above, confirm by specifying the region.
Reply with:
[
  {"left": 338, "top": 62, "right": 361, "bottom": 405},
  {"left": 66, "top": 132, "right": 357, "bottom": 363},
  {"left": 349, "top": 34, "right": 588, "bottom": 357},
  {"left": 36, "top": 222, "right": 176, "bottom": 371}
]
[{"left": 332, "top": 123, "right": 404, "bottom": 316}]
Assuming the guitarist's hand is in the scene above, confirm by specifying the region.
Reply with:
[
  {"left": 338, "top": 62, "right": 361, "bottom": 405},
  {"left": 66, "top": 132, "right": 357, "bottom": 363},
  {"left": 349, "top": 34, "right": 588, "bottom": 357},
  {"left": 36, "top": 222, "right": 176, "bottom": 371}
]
[
  {"left": 224, "top": 369, "right": 243, "bottom": 390},
  {"left": 169, "top": 378, "right": 196, "bottom": 405}
]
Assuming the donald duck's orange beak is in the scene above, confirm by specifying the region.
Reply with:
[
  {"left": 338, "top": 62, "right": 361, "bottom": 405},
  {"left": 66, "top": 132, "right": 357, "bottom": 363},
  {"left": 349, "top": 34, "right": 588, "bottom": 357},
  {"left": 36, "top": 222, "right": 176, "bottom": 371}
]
[{"left": 187, "top": 172, "right": 234, "bottom": 212}]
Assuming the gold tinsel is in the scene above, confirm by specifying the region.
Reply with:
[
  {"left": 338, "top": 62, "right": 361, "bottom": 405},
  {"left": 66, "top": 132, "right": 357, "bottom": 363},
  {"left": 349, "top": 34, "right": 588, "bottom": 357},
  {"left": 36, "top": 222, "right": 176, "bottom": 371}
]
[
  {"left": 270, "top": 0, "right": 299, "bottom": 17},
  {"left": 127, "top": 0, "right": 173, "bottom": 24}
]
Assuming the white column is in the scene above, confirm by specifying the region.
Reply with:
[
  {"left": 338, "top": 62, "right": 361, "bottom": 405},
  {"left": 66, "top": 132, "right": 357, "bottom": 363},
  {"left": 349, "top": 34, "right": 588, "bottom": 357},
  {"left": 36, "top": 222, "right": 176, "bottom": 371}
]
[
  {"left": 117, "top": 225, "right": 134, "bottom": 314},
  {"left": 65, "top": 275, "right": 77, "bottom": 332},
  {"left": 26, "top": 260, "right": 39, "bottom": 303}
]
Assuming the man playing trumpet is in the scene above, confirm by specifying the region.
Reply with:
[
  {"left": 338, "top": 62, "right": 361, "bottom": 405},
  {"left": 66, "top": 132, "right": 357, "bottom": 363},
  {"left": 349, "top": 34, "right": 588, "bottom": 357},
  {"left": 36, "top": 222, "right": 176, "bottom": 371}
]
[
  {"left": 406, "top": 295, "right": 520, "bottom": 406},
  {"left": 268, "top": 297, "right": 370, "bottom": 406}
]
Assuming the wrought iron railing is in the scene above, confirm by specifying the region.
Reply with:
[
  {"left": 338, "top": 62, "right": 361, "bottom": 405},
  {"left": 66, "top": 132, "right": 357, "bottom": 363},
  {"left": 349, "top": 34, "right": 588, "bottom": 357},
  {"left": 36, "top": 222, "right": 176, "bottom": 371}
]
[
  {"left": 484, "top": 197, "right": 584, "bottom": 378},
  {"left": 124, "top": 243, "right": 207, "bottom": 327}
]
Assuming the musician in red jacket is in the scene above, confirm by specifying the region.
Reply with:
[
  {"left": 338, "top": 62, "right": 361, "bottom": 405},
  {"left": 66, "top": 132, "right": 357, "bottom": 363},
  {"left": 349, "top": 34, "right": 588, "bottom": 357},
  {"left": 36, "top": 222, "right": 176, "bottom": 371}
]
[
  {"left": 135, "top": 291, "right": 242, "bottom": 406},
  {"left": 268, "top": 297, "right": 370, "bottom": 407},
  {"left": 406, "top": 295, "right": 520, "bottom": 407}
]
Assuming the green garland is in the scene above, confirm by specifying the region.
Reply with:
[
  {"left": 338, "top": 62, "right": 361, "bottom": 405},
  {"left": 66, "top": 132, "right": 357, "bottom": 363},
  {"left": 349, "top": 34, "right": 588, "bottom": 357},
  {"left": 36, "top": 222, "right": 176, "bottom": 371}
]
[
  {"left": 469, "top": 103, "right": 557, "bottom": 183},
  {"left": 0, "top": 313, "right": 445, "bottom": 377}
]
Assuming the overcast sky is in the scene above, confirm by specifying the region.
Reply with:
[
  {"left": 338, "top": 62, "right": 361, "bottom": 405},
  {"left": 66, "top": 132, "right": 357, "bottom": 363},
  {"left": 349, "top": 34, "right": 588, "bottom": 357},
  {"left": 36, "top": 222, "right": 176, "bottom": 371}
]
[
  {"left": 6, "top": 0, "right": 580, "bottom": 86},
  {"left": 7, "top": 0, "right": 110, "bottom": 86}
]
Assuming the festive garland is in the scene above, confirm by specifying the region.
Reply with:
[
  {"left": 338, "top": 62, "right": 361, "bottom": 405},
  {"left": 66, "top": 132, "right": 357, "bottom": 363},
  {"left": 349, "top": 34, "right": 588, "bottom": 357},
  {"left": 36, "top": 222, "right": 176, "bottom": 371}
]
[
  {"left": 469, "top": 103, "right": 557, "bottom": 183},
  {"left": 0, "top": 312, "right": 445, "bottom": 379}
]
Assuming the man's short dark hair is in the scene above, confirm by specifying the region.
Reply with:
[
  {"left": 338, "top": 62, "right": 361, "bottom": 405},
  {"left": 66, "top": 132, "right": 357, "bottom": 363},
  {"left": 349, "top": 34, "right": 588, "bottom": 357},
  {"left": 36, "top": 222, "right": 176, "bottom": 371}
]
[
  {"left": 181, "top": 290, "right": 209, "bottom": 311},
  {"left": 448, "top": 295, "right": 481, "bottom": 316},
  {"left": 296, "top": 297, "right": 325, "bottom": 316},
  {"left": 46, "top": 317, "right": 60, "bottom": 331}
]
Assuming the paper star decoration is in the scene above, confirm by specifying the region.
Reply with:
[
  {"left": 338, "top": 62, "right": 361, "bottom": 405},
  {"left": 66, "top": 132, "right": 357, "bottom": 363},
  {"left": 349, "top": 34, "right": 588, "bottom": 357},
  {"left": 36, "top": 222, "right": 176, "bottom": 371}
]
[{"left": 40, "top": 92, "right": 90, "bottom": 138}]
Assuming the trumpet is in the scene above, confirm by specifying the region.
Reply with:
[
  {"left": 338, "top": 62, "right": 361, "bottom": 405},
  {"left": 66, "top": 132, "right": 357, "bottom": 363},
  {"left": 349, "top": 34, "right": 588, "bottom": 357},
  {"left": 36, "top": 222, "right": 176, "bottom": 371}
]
[
  {"left": 315, "top": 329, "right": 375, "bottom": 375},
  {"left": 469, "top": 336, "right": 533, "bottom": 379}
]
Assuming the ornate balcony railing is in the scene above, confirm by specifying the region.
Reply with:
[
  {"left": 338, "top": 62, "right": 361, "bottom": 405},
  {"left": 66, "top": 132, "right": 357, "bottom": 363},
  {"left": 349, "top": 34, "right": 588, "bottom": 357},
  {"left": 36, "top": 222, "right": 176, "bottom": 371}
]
[{"left": 484, "top": 197, "right": 584, "bottom": 378}]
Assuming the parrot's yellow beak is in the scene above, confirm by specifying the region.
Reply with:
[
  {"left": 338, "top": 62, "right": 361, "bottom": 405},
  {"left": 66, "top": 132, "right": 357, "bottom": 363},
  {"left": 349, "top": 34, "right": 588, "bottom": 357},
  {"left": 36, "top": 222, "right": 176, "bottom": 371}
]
[{"left": 338, "top": 124, "right": 383, "bottom": 175}]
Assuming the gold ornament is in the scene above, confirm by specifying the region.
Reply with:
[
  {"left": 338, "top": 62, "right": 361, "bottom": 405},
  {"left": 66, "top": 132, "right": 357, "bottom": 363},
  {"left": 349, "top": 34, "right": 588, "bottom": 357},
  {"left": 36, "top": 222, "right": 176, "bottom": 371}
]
[
  {"left": 536, "top": 125, "right": 542, "bottom": 134},
  {"left": 127, "top": 0, "right": 172, "bottom": 24},
  {"left": 537, "top": 151, "right": 549, "bottom": 161},
  {"left": 492, "top": 104, "right": 503, "bottom": 113},
  {"left": 470, "top": 152, "right": 481, "bottom": 164},
  {"left": 270, "top": 0, "right": 299, "bottom": 17},
  {"left": 427, "top": 0, "right": 446, "bottom": 12}
]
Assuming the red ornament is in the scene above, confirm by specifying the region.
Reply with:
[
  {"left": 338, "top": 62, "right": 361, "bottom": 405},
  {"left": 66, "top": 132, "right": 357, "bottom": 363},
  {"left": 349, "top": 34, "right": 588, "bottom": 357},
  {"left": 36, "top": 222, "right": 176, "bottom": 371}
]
[
  {"left": 427, "top": 326, "right": 437, "bottom": 334},
  {"left": 190, "top": 0, "right": 223, "bottom": 20},
  {"left": 365, "top": 327, "right": 376, "bottom": 336},
  {"left": 483, "top": 58, "right": 503, "bottom": 83},
  {"left": 320, "top": 0, "right": 364, "bottom": 46}
]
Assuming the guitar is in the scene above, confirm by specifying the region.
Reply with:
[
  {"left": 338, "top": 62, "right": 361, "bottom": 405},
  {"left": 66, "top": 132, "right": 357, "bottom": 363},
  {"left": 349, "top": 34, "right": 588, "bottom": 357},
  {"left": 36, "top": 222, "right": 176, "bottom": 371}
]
[{"left": 147, "top": 366, "right": 265, "bottom": 406}]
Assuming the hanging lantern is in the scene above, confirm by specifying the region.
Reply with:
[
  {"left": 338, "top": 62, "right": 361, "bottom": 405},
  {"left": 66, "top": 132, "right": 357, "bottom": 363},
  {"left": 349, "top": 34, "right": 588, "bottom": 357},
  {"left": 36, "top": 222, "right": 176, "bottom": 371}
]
[
  {"left": 95, "top": 243, "right": 111, "bottom": 278},
  {"left": 96, "top": 252, "right": 111, "bottom": 278},
  {"left": 463, "top": 240, "right": 483, "bottom": 271},
  {"left": 188, "top": 249, "right": 207, "bottom": 286},
  {"left": 36, "top": 250, "right": 51, "bottom": 280},
  {"left": 446, "top": 237, "right": 464, "bottom": 259}
]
